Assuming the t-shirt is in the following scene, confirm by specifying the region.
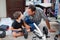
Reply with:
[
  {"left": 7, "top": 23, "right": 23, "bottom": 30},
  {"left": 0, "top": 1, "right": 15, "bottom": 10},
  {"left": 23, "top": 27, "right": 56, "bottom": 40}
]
[
  {"left": 12, "top": 20, "right": 24, "bottom": 29},
  {"left": 24, "top": 7, "right": 48, "bottom": 25}
]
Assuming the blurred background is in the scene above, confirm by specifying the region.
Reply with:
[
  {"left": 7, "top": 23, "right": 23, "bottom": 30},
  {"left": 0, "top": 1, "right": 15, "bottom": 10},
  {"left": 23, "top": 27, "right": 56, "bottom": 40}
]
[{"left": 0, "top": 0, "right": 60, "bottom": 40}]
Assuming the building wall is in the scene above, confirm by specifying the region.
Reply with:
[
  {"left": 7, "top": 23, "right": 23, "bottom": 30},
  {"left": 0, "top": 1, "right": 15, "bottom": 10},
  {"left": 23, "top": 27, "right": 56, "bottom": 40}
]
[
  {"left": 44, "top": 0, "right": 51, "bottom": 3},
  {"left": 0, "top": 0, "right": 6, "bottom": 18},
  {"left": 26, "top": 0, "right": 41, "bottom": 6}
]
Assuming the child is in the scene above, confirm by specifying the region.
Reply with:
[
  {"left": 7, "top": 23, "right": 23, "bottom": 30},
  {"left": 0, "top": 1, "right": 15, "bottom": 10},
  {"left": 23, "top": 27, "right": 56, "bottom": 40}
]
[{"left": 11, "top": 11, "right": 30, "bottom": 38}]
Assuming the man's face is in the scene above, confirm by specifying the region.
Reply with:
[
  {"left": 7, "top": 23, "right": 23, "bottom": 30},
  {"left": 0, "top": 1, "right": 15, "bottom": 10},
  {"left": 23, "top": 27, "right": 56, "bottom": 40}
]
[{"left": 27, "top": 8, "right": 35, "bottom": 16}]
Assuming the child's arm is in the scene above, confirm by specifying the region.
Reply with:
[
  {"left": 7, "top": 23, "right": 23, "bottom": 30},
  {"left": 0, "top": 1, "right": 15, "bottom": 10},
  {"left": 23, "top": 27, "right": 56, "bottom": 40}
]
[{"left": 22, "top": 21, "right": 30, "bottom": 31}]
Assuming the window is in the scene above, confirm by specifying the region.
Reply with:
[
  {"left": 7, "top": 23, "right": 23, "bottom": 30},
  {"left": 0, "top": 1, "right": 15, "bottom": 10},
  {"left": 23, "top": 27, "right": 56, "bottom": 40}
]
[
  {"left": 41, "top": 0, "right": 44, "bottom": 3},
  {"left": 29, "top": 0, "right": 31, "bottom": 1},
  {"left": 37, "top": 0, "right": 39, "bottom": 1},
  {"left": 59, "top": 0, "right": 60, "bottom": 3}
]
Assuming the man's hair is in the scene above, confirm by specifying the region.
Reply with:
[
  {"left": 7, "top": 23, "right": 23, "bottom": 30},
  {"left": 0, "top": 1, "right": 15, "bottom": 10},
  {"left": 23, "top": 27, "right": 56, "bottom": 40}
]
[
  {"left": 28, "top": 4, "right": 36, "bottom": 11},
  {"left": 13, "top": 11, "right": 22, "bottom": 19}
]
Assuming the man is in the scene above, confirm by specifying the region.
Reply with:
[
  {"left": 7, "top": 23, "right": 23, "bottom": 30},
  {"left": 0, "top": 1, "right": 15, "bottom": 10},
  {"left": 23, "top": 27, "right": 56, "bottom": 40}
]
[{"left": 24, "top": 4, "right": 55, "bottom": 32}]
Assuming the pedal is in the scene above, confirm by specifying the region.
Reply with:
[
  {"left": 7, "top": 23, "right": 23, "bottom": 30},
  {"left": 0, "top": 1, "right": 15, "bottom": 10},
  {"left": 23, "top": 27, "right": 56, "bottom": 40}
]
[
  {"left": 32, "top": 36, "right": 42, "bottom": 40},
  {"left": 33, "top": 31, "right": 42, "bottom": 39},
  {"left": 46, "top": 35, "right": 50, "bottom": 38},
  {"left": 32, "top": 36, "right": 36, "bottom": 40},
  {"left": 54, "top": 35, "right": 58, "bottom": 40}
]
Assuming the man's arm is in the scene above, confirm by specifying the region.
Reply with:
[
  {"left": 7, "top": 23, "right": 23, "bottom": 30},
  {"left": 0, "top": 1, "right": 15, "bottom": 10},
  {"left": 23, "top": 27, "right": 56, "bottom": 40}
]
[
  {"left": 45, "top": 20, "right": 50, "bottom": 29},
  {"left": 41, "top": 13, "right": 51, "bottom": 30},
  {"left": 40, "top": 9, "right": 50, "bottom": 29},
  {"left": 40, "top": 8, "right": 55, "bottom": 32},
  {"left": 45, "top": 19, "right": 56, "bottom": 32}
]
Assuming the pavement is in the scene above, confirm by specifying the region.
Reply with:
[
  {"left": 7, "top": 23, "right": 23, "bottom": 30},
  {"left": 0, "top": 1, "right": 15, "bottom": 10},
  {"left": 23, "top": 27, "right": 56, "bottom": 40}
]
[
  {"left": 0, "top": 18, "right": 60, "bottom": 40},
  {"left": 0, "top": 3, "right": 60, "bottom": 40}
]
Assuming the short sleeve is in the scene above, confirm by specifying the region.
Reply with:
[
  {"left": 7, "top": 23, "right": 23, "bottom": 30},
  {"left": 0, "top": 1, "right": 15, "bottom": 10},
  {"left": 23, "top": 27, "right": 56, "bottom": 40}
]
[
  {"left": 12, "top": 22, "right": 16, "bottom": 28},
  {"left": 38, "top": 8, "right": 48, "bottom": 20}
]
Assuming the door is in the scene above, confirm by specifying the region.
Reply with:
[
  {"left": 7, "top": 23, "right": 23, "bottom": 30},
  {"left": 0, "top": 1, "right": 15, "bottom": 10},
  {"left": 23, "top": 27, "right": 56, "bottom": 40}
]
[
  {"left": 41, "top": 0, "right": 44, "bottom": 3},
  {"left": 6, "top": 0, "right": 25, "bottom": 19}
]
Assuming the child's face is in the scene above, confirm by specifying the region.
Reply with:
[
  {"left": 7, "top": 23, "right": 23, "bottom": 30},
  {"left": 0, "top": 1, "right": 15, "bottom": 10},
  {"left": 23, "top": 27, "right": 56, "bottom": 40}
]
[{"left": 18, "top": 14, "right": 23, "bottom": 20}]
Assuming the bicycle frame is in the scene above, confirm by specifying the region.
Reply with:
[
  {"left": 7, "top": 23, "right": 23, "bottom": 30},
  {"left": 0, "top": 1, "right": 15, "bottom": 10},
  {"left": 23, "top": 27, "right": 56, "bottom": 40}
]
[{"left": 33, "top": 23, "right": 46, "bottom": 40}]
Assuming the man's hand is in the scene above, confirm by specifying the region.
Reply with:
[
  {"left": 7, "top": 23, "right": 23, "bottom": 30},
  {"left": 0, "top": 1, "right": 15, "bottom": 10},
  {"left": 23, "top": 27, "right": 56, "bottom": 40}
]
[{"left": 49, "top": 29, "right": 56, "bottom": 32}]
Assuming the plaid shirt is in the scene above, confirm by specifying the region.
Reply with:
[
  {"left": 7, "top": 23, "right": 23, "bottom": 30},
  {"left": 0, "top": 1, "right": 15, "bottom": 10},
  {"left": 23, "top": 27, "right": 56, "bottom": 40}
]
[{"left": 24, "top": 7, "right": 48, "bottom": 25}]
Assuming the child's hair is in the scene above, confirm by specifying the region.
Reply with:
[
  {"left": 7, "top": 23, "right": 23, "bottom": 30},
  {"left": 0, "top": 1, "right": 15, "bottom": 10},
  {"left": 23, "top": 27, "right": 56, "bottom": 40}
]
[{"left": 13, "top": 11, "right": 22, "bottom": 19}]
